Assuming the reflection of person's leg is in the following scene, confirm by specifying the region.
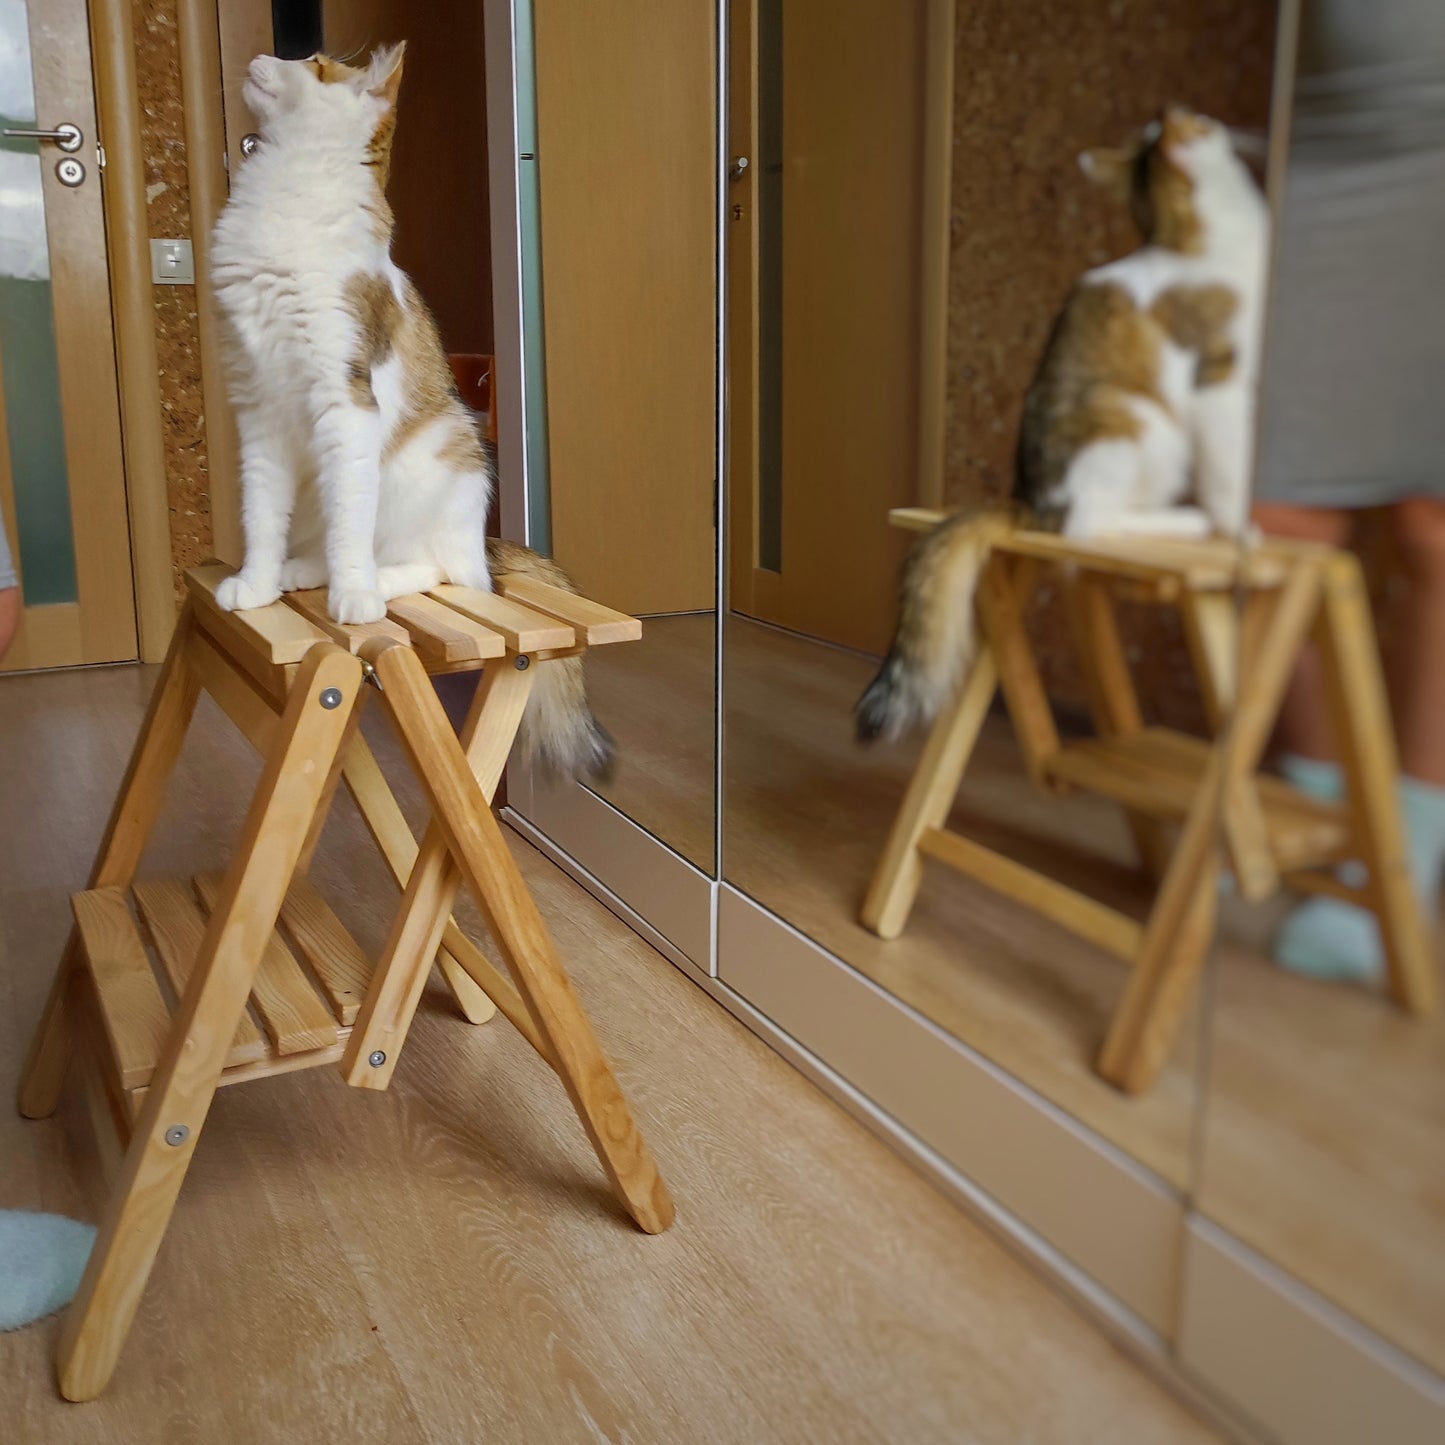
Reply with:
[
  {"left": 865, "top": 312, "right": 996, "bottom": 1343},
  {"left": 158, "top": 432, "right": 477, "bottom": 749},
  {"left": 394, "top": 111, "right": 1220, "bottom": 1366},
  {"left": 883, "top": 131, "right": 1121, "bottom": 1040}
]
[{"left": 1266, "top": 497, "right": 1445, "bottom": 981}]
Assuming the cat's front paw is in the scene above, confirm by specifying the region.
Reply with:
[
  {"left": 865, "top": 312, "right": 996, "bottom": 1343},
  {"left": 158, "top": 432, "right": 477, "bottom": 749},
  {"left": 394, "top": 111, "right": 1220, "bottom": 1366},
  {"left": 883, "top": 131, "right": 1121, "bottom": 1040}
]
[
  {"left": 216, "top": 572, "right": 282, "bottom": 612},
  {"left": 328, "top": 587, "right": 387, "bottom": 625},
  {"left": 280, "top": 556, "right": 328, "bottom": 592}
]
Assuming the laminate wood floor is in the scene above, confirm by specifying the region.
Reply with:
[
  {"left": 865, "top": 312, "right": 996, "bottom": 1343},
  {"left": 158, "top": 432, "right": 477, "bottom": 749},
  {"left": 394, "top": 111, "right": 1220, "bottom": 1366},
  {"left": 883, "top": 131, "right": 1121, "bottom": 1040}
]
[
  {"left": 595, "top": 613, "right": 1445, "bottom": 1376},
  {"left": 0, "top": 662, "right": 1216, "bottom": 1443}
]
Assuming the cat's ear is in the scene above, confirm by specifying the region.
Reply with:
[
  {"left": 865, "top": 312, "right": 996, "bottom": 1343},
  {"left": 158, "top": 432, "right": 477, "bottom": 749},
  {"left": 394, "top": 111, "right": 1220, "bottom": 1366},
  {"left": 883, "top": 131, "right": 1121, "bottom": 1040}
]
[
  {"left": 1078, "top": 147, "right": 1133, "bottom": 202},
  {"left": 367, "top": 41, "right": 406, "bottom": 108}
]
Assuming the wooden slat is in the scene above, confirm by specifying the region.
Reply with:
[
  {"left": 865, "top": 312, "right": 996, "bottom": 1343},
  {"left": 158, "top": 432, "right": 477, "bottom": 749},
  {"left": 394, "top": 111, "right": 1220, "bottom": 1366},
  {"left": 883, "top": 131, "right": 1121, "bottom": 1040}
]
[
  {"left": 283, "top": 589, "right": 411, "bottom": 654},
  {"left": 886, "top": 510, "right": 1288, "bottom": 590},
  {"left": 133, "top": 879, "right": 267, "bottom": 1066},
  {"left": 194, "top": 874, "right": 337, "bottom": 1054},
  {"left": 429, "top": 585, "right": 575, "bottom": 652},
  {"left": 496, "top": 575, "right": 641, "bottom": 645},
  {"left": 387, "top": 593, "right": 507, "bottom": 664},
  {"left": 276, "top": 876, "right": 372, "bottom": 1026},
  {"left": 72, "top": 887, "right": 173, "bottom": 1091},
  {"left": 186, "top": 627, "right": 282, "bottom": 747},
  {"left": 339, "top": 734, "right": 500, "bottom": 1028},
  {"left": 187, "top": 563, "right": 330, "bottom": 664},
  {"left": 917, "top": 828, "right": 1143, "bottom": 962}
]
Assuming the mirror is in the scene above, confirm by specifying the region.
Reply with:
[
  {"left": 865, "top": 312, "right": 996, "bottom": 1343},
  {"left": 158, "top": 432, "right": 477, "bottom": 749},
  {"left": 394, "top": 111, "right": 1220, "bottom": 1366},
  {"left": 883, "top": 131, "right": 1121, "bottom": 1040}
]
[
  {"left": 1204, "top": 0, "right": 1445, "bottom": 1371},
  {"left": 723, "top": 0, "right": 1282, "bottom": 1186},
  {"left": 526, "top": 1, "right": 719, "bottom": 873}
]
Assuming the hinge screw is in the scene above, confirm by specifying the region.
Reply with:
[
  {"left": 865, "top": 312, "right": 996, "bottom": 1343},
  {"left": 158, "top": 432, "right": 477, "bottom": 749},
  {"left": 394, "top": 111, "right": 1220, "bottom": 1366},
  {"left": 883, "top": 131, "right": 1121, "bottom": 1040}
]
[
  {"left": 368, "top": 1050, "right": 387, "bottom": 1067},
  {"left": 165, "top": 1124, "right": 190, "bottom": 1147},
  {"left": 319, "top": 686, "right": 343, "bottom": 709},
  {"left": 514, "top": 655, "right": 530, "bottom": 670}
]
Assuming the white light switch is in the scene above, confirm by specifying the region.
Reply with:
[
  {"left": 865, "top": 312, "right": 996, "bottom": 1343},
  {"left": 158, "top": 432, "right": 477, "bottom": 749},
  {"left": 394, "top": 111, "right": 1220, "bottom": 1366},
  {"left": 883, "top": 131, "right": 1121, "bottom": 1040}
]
[{"left": 150, "top": 238, "right": 195, "bottom": 285}]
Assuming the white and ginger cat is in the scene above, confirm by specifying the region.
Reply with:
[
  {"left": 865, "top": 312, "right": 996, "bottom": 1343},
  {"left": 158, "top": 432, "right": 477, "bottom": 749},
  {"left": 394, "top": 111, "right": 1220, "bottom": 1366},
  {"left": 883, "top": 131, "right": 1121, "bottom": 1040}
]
[
  {"left": 857, "top": 106, "right": 1268, "bottom": 743},
  {"left": 212, "top": 44, "right": 612, "bottom": 776},
  {"left": 213, "top": 42, "right": 489, "bottom": 623}
]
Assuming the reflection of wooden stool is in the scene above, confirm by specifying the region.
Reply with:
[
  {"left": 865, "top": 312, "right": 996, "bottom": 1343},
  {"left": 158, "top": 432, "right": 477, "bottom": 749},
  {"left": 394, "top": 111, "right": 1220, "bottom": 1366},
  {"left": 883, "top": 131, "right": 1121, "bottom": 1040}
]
[
  {"left": 18, "top": 563, "right": 672, "bottom": 1401},
  {"left": 862, "top": 511, "right": 1437, "bottom": 1095}
]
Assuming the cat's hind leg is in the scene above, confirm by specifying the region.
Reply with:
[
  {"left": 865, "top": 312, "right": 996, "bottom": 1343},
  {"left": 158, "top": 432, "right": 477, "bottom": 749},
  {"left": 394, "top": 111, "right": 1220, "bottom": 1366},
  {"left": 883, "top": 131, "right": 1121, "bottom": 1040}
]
[
  {"left": 431, "top": 483, "right": 493, "bottom": 593},
  {"left": 1059, "top": 438, "right": 1142, "bottom": 540},
  {"left": 376, "top": 564, "right": 444, "bottom": 599},
  {"left": 279, "top": 555, "right": 328, "bottom": 592}
]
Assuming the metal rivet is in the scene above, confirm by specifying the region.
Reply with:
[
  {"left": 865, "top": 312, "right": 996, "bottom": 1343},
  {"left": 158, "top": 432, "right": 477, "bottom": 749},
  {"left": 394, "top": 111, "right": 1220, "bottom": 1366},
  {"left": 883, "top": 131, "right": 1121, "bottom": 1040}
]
[
  {"left": 165, "top": 1124, "right": 190, "bottom": 1147},
  {"left": 368, "top": 1050, "right": 387, "bottom": 1067},
  {"left": 241, "top": 133, "right": 260, "bottom": 157},
  {"left": 320, "top": 686, "right": 343, "bottom": 709},
  {"left": 514, "top": 655, "right": 530, "bottom": 671}
]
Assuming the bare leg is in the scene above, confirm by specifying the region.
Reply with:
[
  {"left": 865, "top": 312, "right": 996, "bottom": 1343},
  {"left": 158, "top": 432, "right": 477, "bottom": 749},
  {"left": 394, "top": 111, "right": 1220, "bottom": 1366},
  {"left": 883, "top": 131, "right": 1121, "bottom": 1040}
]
[{"left": 1388, "top": 497, "right": 1445, "bottom": 787}]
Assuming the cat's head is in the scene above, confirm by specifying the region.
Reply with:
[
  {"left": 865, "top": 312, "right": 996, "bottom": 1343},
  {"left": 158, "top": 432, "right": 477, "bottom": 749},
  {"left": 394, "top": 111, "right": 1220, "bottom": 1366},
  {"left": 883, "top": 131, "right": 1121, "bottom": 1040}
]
[
  {"left": 244, "top": 43, "right": 405, "bottom": 173},
  {"left": 1080, "top": 106, "right": 1260, "bottom": 254}
]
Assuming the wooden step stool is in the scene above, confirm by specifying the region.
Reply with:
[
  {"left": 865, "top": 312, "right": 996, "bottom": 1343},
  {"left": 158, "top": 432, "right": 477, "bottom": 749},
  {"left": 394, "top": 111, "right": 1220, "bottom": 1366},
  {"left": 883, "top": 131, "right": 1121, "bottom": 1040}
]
[
  {"left": 17, "top": 562, "right": 674, "bottom": 1402},
  {"left": 863, "top": 511, "right": 1437, "bottom": 1095}
]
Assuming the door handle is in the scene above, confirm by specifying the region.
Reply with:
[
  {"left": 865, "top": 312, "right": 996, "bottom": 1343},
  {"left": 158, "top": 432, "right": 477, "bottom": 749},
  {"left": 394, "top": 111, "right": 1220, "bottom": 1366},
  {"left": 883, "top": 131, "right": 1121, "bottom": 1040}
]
[{"left": 2, "top": 122, "right": 83, "bottom": 153}]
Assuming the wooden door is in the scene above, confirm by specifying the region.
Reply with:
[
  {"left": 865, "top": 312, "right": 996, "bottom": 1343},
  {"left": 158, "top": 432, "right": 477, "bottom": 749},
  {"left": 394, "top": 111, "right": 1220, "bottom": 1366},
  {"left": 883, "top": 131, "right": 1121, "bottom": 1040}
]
[
  {"left": 532, "top": 0, "right": 717, "bottom": 618},
  {"left": 0, "top": 0, "right": 136, "bottom": 670},
  {"left": 727, "top": 0, "right": 947, "bottom": 657}
]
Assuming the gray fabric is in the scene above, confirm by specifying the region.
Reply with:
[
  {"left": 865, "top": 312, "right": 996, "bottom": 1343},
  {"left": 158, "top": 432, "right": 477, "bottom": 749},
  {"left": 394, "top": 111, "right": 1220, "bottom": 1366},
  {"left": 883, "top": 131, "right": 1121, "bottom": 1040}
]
[
  {"left": 1255, "top": 1, "right": 1445, "bottom": 507},
  {"left": 0, "top": 507, "right": 16, "bottom": 592}
]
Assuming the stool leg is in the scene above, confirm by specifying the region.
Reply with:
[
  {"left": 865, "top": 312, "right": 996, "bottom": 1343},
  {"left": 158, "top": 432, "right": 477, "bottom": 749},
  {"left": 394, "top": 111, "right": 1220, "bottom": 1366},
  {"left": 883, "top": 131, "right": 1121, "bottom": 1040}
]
[
  {"left": 19, "top": 607, "right": 202, "bottom": 1120},
  {"left": 368, "top": 640, "right": 675, "bottom": 1235},
  {"left": 340, "top": 662, "right": 535, "bottom": 1076},
  {"left": 1316, "top": 557, "right": 1438, "bottom": 1014},
  {"left": 861, "top": 651, "right": 998, "bottom": 938},
  {"left": 1180, "top": 589, "right": 1279, "bottom": 901},
  {"left": 1099, "top": 562, "right": 1324, "bottom": 1092},
  {"left": 1067, "top": 576, "right": 1171, "bottom": 880},
  {"left": 56, "top": 645, "right": 362, "bottom": 1401}
]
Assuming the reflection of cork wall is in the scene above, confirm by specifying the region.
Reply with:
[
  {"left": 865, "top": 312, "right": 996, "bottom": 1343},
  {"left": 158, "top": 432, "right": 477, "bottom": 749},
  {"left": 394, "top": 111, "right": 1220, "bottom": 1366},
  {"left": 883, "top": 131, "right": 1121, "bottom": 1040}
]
[
  {"left": 135, "top": 0, "right": 212, "bottom": 597},
  {"left": 944, "top": 0, "right": 1276, "bottom": 728}
]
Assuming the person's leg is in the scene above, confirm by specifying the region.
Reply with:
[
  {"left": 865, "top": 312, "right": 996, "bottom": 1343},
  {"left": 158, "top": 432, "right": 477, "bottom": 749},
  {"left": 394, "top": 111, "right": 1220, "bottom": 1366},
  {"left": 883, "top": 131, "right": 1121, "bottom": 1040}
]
[
  {"left": 1268, "top": 497, "right": 1445, "bottom": 981},
  {"left": 1388, "top": 497, "right": 1445, "bottom": 787}
]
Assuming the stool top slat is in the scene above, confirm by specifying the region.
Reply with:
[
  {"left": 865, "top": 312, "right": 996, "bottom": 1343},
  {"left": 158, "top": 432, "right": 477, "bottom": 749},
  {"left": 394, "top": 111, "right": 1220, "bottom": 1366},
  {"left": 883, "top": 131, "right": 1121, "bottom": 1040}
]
[
  {"left": 497, "top": 575, "right": 643, "bottom": 645},
  {"left": 429, "top": 584, "right": 576, "bottom": 653},
  {"left": 283, "top": 589, "right": 413, "bottom": 654},
  {"left": 386, "top": 593, "right": 508, "bottom": 664},
  {"left": 886, "top": 507, "right": 1290, "bottom": 590},
  {"left": 187, "top": 564, "right": 330, "bottom": 664}
]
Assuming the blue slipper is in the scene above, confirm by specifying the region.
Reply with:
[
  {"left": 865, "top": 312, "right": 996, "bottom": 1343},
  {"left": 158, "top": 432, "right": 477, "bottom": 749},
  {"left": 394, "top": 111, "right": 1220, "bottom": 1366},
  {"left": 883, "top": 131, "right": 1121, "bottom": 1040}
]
[{"left": 0, "top": 1210, "right": 95, "bottom": 1331}]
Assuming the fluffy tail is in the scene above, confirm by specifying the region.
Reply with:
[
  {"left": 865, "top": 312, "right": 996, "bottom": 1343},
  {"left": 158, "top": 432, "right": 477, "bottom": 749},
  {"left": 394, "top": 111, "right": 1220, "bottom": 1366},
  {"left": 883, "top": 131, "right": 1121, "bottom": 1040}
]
[
  {"left": 855, "top": 508, "right": 1013, "bottom": 744},
  {"left": 486, "top": 538, "right": 616, "bottom": 779}
]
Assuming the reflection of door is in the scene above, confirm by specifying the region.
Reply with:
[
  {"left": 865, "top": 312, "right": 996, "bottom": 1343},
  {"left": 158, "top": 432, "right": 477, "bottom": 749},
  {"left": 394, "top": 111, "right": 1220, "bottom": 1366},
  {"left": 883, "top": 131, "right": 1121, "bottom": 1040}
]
[
  {"left": 0, "top": 0, "right": 136, "bottom": 671},
  {"left": 727, "top": 0, "right": 947, "bottom": 657}
]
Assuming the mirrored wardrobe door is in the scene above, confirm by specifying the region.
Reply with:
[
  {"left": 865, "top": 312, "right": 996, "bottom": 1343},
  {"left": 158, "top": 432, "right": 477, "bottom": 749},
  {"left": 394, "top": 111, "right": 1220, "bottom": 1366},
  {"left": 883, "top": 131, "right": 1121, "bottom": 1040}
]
[
  {"left": 721, "top": 0, "right": 1278, "bottom": 1208},
  {"left": 501, "top": 0, "right": 721, "bottom": 957},
  {"left": 1193, "top": 1, "right": 1445, "bottom": 1428}
]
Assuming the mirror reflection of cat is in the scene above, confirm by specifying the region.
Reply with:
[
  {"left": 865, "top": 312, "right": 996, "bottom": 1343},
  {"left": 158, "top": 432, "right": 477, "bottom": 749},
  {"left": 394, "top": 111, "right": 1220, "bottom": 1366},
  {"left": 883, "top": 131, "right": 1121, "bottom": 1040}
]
[{"left": 857, "top": 107, "right": 1266, "bottom": 745}]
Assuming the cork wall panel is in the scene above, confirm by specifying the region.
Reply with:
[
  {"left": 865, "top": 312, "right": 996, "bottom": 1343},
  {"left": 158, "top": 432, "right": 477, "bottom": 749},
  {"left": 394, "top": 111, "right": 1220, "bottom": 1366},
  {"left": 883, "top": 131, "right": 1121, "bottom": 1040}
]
[
  {"left": 943, "top": 0, "right": 1277, "bottom": 728},
  {"left": 135, "top": 0, "right": 212, "bottom": 596}
]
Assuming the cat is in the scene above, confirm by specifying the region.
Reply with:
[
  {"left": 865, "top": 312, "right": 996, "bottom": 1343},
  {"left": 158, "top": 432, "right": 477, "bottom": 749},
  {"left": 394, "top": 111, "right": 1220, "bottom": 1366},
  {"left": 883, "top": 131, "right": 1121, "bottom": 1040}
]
[
  {"left": 856, "top": 106, "right": 1268, "bottom": 744},
  {"left": 211, "top": 44, "right": 611, "bottom": 777}
]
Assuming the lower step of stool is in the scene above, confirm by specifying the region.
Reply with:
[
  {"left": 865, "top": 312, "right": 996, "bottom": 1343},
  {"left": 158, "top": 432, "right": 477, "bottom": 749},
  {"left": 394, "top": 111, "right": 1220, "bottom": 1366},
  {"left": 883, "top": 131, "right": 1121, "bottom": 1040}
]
[{"left": 73, "top": 875, "right": 374, "bottom": 1109}]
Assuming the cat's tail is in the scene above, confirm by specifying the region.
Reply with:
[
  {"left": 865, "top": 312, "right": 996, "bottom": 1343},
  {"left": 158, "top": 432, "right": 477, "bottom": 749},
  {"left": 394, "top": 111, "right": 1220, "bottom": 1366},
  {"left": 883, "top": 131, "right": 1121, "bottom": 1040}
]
[
  {"left": 485, "top": 538, "right": 616, "bottom": 780},
  {"left": 855, "top": 507, "right": 1016, "bottom": 744}
]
